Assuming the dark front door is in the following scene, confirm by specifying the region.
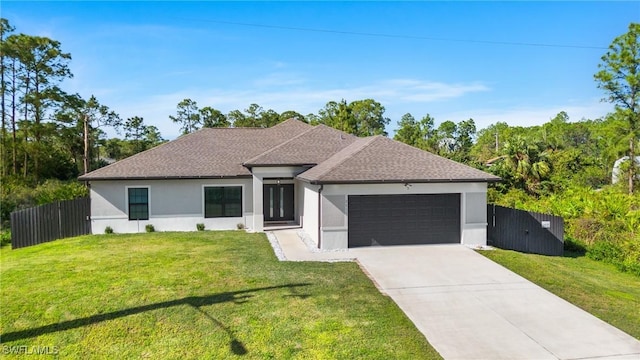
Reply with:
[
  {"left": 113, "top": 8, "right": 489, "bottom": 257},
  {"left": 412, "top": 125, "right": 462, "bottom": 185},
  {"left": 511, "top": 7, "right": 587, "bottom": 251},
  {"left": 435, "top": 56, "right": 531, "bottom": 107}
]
[
  {"left": 348, "top": 193, "right": 461, "bottom": 247},
  {"left": 263, "top": 184, "right": 294, "bottom": 222}
]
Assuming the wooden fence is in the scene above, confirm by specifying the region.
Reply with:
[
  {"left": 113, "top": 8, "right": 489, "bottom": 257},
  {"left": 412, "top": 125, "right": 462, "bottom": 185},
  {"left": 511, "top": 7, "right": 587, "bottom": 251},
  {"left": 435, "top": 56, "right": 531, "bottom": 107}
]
[
  {"left": 487, "top": 204, "right": 564, "bottom": 256},
  {"left": 10, "top": 197, "right": 91, "bottom": 249}
]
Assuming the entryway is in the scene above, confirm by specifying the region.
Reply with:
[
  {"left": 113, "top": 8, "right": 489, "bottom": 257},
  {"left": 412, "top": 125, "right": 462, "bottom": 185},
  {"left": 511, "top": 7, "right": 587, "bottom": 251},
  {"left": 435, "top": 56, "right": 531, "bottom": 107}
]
[{"left": 263, "top": 183, "right": 294, "bottom": 222}]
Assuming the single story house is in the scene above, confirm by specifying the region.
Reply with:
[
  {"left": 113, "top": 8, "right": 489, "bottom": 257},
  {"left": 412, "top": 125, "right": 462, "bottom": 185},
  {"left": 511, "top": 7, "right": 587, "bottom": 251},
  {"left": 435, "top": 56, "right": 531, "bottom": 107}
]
[{"left": 79, "top": 119, "right": 500, "bottom": 249}]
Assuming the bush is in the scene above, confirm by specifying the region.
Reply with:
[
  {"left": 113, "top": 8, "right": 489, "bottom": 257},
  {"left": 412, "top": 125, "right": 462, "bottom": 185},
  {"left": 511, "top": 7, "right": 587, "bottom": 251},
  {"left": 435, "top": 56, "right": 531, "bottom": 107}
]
[
  {"left": 145, "top": 224, "right": 155, "bottom": 233},
  {"left": 0, "top": 177, "right": 89, "bottom": 229},
  {"left": 0, "top": 230, "right": 11, "bottom": 247},
  {"left": 586, "top": 241, "right": 623, "bottom": 263},
  {"left": 196, "top": 223, "right": 205, "bottom": 231},
  {"left": 493, "top": 184, "right": 640, "bottom": 276},
  {"left": 104, "top": 226, "right": 114, "bottom": 234},
  {"left": 33, "top": 179, "right": 88, "bottom": 205}
]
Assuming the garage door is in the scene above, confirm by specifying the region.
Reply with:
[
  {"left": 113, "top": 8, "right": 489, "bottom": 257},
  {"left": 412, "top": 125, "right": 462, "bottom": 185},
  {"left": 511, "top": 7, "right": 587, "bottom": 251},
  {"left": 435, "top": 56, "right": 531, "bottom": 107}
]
[{"left": 348, "top": 193, "right": 461, "bottom": 247}]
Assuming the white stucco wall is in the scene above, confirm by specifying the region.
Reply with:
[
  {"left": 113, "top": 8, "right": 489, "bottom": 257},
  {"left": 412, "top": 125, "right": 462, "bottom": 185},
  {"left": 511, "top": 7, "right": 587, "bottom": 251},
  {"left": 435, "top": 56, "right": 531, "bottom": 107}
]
[
  {"left": 301, "top": 182, "right": 320, "bottom": 247},
  {"left": 317, "top": 182, "right": 489, "bottom": 249},
  {"left": 89, "top": 178, "right": 253, "bottom": 234}
]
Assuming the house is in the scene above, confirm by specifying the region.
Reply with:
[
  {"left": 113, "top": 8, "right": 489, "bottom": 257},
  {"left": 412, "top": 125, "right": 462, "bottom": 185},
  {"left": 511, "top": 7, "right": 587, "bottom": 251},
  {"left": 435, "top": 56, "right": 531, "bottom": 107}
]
[{"left": 79, "top": 119, "right": 500, "bottom": 249}]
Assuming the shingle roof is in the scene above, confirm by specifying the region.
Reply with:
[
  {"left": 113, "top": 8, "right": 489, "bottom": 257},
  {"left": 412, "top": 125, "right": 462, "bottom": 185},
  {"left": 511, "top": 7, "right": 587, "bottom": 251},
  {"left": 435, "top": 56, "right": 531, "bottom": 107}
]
[
  {"left": 79, "top": 118, "right": 500, "bottom": 183},
  {"left": 297, "top": 136, "right": 501, "bottom": 184},
  {"left": 78, "top": 119, "right": 312, "bottom": 180},
  {"left": 243, "top": 125, "right": 358, "bottom": 166}
]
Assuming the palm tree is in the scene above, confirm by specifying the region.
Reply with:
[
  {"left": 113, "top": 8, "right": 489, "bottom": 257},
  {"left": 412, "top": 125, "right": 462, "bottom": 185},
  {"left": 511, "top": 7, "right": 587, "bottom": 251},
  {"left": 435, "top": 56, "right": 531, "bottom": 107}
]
[{"left": 503, "top": 136, "right": 551, "bottom": 194}]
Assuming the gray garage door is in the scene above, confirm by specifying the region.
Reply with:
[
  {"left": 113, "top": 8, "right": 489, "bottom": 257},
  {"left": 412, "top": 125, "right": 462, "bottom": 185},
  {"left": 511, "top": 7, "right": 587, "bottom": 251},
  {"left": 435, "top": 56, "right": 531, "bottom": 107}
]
[{"left": 348, "top": 193, "right": 461, "bottom": 247}]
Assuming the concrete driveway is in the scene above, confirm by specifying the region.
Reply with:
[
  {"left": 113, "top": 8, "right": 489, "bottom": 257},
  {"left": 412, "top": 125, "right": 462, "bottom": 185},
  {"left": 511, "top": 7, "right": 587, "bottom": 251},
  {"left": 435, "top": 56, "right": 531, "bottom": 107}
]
[{"left": 269, "top": 230, "right": 640, "bottom": 360}]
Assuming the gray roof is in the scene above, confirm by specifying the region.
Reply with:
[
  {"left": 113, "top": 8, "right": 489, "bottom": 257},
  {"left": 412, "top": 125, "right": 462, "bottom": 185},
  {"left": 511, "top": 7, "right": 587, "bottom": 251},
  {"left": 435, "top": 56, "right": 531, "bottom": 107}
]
[
  {"left": 297, "top": 136, "right": 501, "bottom": 184},
  {"left": 79, "top": 119, "right": 312, "bottom": 180},
  {"left": 79, "top": 119, "right": 500, "bottom": 184},
  {"left": 243, "top": 125, "right": 358, "bottom": 167}
]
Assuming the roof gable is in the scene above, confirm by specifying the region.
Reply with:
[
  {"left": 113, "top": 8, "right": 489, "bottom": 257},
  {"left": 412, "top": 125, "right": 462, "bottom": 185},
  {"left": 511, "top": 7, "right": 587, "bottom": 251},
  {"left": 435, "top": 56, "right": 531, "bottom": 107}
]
[{"left": 297, "top": 136, "right": 501, "bottom": 184}]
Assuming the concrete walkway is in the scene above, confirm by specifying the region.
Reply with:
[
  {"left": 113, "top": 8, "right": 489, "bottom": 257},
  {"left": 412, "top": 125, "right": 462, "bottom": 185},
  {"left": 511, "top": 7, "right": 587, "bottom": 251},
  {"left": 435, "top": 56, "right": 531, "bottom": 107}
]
[{"left": 269, "top": 229, "right": 640, "bottom": 360}]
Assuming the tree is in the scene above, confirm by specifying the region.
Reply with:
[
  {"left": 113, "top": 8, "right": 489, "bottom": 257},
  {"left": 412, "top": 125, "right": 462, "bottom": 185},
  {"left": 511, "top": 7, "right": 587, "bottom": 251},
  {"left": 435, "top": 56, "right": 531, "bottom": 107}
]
[
  {"left": 456, "top": 118, "right": 476, "bottom": 161},
  {"left": 0, "top": 18, "right": 15, "bottom": 176},
  {"left": 594, "top": 22, "right": 640, "bottom": 193},
  {"left": 227, "top": 104, "right": 286, "bottom": 128},
  {"left": 54, "top": 94, "right": 121, "bottom": 174},
  {"left": 540, "top": 111, "right": 569, "bottom": 150},
  {"left": 200, "top": 106, "right": 229, "bottom": 128},
  {"left": 317, "top": 100, "right": 340, "bottom": 127},
  {"left": 1, "top": 21, "right": 19, "bottom": 175},
  {"left": 170, "top": 98, "right": 201, "bottom": 134},
  {"left": 394, "top": 113, "right": 420, "bottom": 147},
  {"left": 124, "top": 116, "right": 151, "bottom": 154},
  {"left": 317, "top": 99, "right": 389, "bottom": 137},
  {"left": 394, "top": 113, "right": 440, "bottom": 152},
  {"left": 230, "top": 104, "right": 263, "bottom": 127},
  {"left": 144, "top": 125, "right": 165, "bottom": 147},
  {"left": 227, "top": 110, "right": 244, "bottom": 128},
  {"left": 349, "top": 99, "right": 389, "bottom": 136},
  {"left": 17, "top": 34, "right": 72, "bottom": 181},
  {"left": 1, "top": 32, "right": 72, "bottom": 181},
  {"left": 436, "top": 120, "right": 457, "bottom": 154},
  {"left": 260, "top": 109, "right": 280, "bottom": 128},
  {"left": 279, "top": 110, "right": 306, "bottom": 122},
  {"left": 501, "top": 136, "right": 551, "bottom": 195},
  {"left": 83, "top": 95, "right": 121, "bottom": 169}
]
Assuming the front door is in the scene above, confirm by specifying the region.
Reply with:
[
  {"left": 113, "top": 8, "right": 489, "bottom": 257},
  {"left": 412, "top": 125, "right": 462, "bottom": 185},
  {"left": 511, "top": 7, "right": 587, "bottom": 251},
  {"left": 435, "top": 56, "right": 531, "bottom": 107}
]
[{"left": 263, "top": 184, "right": 294, "bottom": 222}]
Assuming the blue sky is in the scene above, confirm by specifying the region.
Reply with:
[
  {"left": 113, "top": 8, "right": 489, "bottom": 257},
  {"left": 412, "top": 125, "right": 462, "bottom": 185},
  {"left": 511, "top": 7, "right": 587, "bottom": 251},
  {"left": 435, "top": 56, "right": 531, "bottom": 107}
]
[{"left": 3, "top": 1, "right": 639, "bottom": 139}]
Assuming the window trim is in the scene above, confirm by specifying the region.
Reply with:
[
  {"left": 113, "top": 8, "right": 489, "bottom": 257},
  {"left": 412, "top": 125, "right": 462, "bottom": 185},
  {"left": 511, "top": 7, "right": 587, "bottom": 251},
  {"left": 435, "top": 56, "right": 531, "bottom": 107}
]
[
  {"left": 202, "top": 184, "right": 244, "bottom": 218},
  {"left": 126, "top": 185, "right": 150, "bottom": 221}
]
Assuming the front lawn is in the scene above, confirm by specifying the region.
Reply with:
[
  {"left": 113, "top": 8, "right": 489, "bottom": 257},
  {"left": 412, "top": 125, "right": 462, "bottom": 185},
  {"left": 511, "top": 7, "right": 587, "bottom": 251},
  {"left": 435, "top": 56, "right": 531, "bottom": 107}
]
[
  {"left": 479, "top": 249, "right": 640, "bottom": 339},
  {"left": 0, "top": 232, "right": 440, "bottom": 359}
]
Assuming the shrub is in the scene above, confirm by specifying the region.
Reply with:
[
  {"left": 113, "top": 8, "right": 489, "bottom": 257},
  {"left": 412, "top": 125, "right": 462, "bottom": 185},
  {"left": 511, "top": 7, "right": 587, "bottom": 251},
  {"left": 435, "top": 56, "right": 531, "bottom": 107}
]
[
  {"left": 196, "top": 223, "right": 205, "bottom": 231},
  {"left": 104, "top": 226, "right": 114, "bottom": 234},
  {"left": 237, "top": 223, "right": 245, "bottom": 230},
  {"left": 0, "top": 177, "right": 89, "bottom": 229},
  {"left": 33, "top": 179, "right": 88, "bottom": 205},
  {"left": 0, "top": 230, "right": 11, "bottom": 247},
  {"left": 145, "top": 224, "right": 155, "bottom": 233},
  {"left": 586, "top": 241, "right": 623, "bottom": 263}
]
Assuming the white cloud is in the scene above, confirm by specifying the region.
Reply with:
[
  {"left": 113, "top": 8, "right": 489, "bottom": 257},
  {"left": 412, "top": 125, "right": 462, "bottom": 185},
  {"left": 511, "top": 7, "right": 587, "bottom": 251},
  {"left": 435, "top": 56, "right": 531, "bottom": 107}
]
[
  {"left": 427, "top": 100, "right": 615, "bottom": 131},
  {"left": 108, "top": 78, "right": 491, "bottom": 139}
]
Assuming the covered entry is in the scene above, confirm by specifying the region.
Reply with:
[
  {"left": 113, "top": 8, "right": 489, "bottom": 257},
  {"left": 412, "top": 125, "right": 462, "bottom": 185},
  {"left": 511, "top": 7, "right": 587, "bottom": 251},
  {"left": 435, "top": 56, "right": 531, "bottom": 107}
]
[{"left": 347, "top": 193, "right": 461, "bottom": 247}]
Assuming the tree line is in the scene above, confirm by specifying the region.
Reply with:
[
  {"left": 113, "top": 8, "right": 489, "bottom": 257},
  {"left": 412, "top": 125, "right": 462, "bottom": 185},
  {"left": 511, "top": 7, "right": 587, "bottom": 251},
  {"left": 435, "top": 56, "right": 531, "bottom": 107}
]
[
  {"left": 1, "top": 18, "right": 638, "bottom": 272},
  {"left": 1, "top": 17, "right": 637, "bottom": 197}
]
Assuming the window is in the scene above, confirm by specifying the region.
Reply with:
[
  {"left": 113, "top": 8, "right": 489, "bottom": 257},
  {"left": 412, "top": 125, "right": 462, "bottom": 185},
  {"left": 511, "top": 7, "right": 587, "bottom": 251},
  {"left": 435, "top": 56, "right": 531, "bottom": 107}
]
[
  {"left": 205, "top": 186, "right": 242, "bottom": 218},
  {"left": 128, "top": 187, "right": 149, "bottom": 220}
]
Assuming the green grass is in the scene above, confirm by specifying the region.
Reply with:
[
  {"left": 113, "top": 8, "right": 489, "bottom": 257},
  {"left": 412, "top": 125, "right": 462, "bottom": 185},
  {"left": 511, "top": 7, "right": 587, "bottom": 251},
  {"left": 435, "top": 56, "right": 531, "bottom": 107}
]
[
  {"left": 479, "top": 249, "right": 640, "bottom": 339},
  {"left": 0, "top": 232, "right": 441, "bottom": 359}
]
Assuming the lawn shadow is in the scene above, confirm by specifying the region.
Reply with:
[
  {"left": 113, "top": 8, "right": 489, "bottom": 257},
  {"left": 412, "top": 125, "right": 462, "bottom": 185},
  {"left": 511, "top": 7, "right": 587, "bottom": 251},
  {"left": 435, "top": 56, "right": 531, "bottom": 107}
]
[{"left": 0, "top": 283, "right": 311, "bottom": 356}]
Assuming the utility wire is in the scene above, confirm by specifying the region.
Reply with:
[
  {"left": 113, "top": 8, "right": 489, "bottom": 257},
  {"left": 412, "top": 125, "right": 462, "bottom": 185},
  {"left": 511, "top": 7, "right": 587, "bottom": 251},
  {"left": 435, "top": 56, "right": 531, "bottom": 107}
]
[{"left": 182, "top": 18, "right": 608, "bottom": 50}]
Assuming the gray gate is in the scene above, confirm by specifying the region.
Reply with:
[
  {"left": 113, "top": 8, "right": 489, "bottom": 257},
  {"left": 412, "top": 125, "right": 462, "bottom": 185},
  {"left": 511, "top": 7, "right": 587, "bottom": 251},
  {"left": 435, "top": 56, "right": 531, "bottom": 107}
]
[
  {"left": 487, "top": 204, "right": 564, "bottom": 256},
  {"left": 10, "top": 197, "right": 91, "bottom": 249}
]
